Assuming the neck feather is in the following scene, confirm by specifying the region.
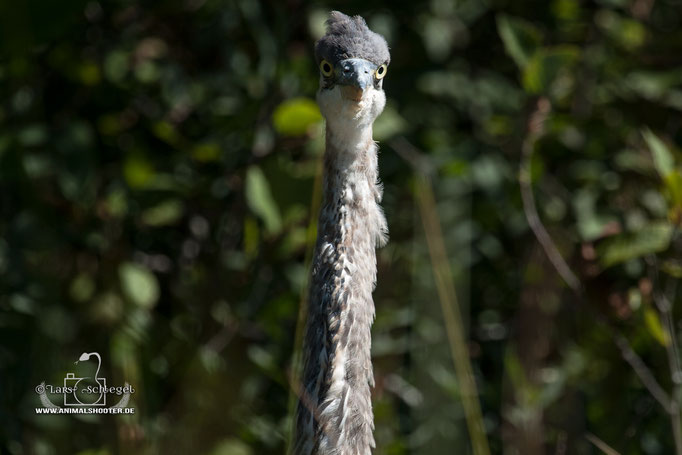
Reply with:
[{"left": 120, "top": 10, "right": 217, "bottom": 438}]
[{"left": 293, "top": 119, "right": 387, "bottom": 455}]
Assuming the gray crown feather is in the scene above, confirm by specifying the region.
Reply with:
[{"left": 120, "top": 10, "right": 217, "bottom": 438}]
[{"left": 315, "top": 11, "right": 390, "bottom": 66}]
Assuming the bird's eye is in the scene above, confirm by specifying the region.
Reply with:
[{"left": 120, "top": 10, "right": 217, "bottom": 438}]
[
  {"left": 320, "top": 60, "right": 333, "bottom": 77},
  {"left": 375, "top": 64, "right": 388, "bottom": 80}
]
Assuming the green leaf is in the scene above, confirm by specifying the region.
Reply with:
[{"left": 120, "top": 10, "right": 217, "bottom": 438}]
[
  {"left": 522, "top": 46, "right": 579, "bottom": 94},
  {"left": 18, "top": 124, "right": 48, "bottom": 147},
  {"left": 643, "top": 128, "right": 674, "bottom": 178},
  {"left": 78, "top": 61, "right": 101, "bottom": 85},
  {"left": 243, "top": 216, "right": 260, "bottom": 258},
  {"left": 119, "top": 262, "right": 160, "bottom": 309},
  {"left": 272, "top": 97, "right": 321, "bottom": 136},
  {"left": 141, "top": 199, "right": 183, "bottom": 226},
  {"left": 373, "top": 104, "right": 408, "bottom": 141},
  {"left": 496, "top": 14, "right": 543, "bottom": 68},
  {"left": 153, "top": 121, "right": 181, "bottom": 146},
  {"left": 123, "top": 154, "right": 155, "bottom": 188},
  {"left": 75, "top": 449, "right": 110, "bottom": 455},
  {"left": 209, "top": 439, "right": 253, "bottom": 455},
  {"left": 70, "top": 273, "right": 96, "bottom": 303},
  {"left": 104, "top": 50, "right": 129, "bottom": 82},
  {"left": 192, "top": 143, "right": 221, "bottom": 162},
  {"left": 644, "top": 306, "right": 669, "bottom": 346},
  {"left": 595, "top": 10, "right": 646, "bottom": 51},
  {"left": 597, "top": 221, "right": 673, "bottom": 267},
  {"left": 245, "top": 166, "right": 281, "bottom": 234},
  {"left": 662, "top": 260, "right": 682, "bottom": 278}
]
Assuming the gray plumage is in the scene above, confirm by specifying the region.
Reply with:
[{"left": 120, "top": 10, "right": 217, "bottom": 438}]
[
  {"left": 292, "top": 11, "right": 390, "bottom": 455},
  {"left": 314, "top": 12, "right": 390, "bottom": 67}
]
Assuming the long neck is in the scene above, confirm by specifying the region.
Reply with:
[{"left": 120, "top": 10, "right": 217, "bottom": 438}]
[{"left": 294, "top": 119, "right": 386, "bottom": 455}]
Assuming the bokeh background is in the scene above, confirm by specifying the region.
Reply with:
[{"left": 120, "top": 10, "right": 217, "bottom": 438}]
[{"left": 2, "top": 0, "right": 682, "bottom": 454}]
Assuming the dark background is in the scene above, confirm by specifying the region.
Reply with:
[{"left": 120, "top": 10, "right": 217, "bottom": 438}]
[{"left": 1, "top": 0, "right": 682, "bottom": 454}]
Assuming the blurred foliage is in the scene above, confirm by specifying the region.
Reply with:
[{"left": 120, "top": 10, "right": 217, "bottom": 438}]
[{"left": 1, "top": 0, "right": 682, "bottom": 454}]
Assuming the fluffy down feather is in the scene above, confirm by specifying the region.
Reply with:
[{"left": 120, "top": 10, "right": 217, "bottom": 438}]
[{"left": 314, "top": 11, "right": 390, "bottom": 66}]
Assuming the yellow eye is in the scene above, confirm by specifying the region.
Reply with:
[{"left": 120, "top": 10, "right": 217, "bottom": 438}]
[
  {"left": 375, "top": 64, "right": 388, "bottom": 80},
  {"left": 320, "top": 59, "right": 333, "bottom": 77}
]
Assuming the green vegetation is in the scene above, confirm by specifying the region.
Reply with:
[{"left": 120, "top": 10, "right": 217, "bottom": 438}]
[{"left": 1, "top": 0, "right": 682, "bottom": 454}]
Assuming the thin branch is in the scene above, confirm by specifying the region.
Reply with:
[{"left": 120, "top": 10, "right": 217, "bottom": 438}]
[
  {"left": 518, "top": 97, "right": 678, "bottom": 439},
  {"left": 287, "top": 148, "right": 325, "bottom": 453},
  {"left": 392, "top": 138, "right": 490, "bottom": 453},
  {"left": 554, "top": 431, "right": 567, "bottom": 455},
  {"left": 392, "top": 138, "right": 491, "bottom": 455},
  {"left": 518, "top": 97, "right": 581, "bottom": 293},
  {"left": 649, "top": 257, "right": 682, "bottom": 385},
  {"left": 610, "top": 331, "right": 673, "bottom": 412},
  {"left": 650, "top": 259, "right": 682, "bottom": 455},
  {"left": 585, "top": 433, "right": 621, "bottom": 455},
  {"left": 415, "top": 175, "right": 491, "bottom": 455}
]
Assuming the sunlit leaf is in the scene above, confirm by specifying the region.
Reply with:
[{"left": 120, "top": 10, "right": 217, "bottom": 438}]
[
  {"left": 153, "top": 121, "right": 181, "bottom": 146},
  {"left": 243, "top": 216, "right": 260, "bottom": 258},
  {"left": 643, "top": 129, "right": 674, "bottom": 178},
  {"left": 247, "top": 345, "right": 276, "bottom": 372},
  {"left": 644, "top": 306, "right": 669, "bottom": 346},
  {"left": 597, "top": 221, "right": 673, "bottom": 267},
  {"left": 141, "top": 199, "right": 183, "bottom": 226},
  {"left": 628, "top": 288, "right": 642, "bottom": 310},
  {"left": 496, "top": 14, "right": 543, "bottom": 68},
  {"left": 119, "top": 262, "right": 160, "bottom": 309},
  {"left": 123, "top": 154, "right": 155, "bottom": 188},
  {"left": 245, "top": 166, "right": 281, "bottom": 234},
  {"left": 551, "top": 0, "right": 580, "bottom": 20},
  {"left": 192, "top": 143, "right": 221, "bottom": 162},
  {"left": 625, "top": 70, "right": 682, "bottom": 101},
  {"left": 522, "top": 46, "right": 579, "bottom": 94},
  {"left": 272, "top": 97, "right": 321, "bottom": 136},
  {"left": 595, "top": 10, "right": 646, "bottom": 51},
  {"left": 209, "top": 439, "right": 253, "bottom": 455},
  {"left": 662, "top": 260, "right": 682, "bottom": 278}
]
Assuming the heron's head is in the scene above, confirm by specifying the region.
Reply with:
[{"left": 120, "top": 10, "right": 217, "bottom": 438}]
[{"left": 315, "top": 11, "right": 390, "bottom": 128}]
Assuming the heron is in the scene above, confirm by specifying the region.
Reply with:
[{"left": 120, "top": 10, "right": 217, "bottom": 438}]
[{"left": 292, "top": 11, "right": 390, "bottom": 455}]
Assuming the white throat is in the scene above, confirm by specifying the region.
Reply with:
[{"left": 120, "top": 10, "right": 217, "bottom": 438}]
[{"left": 317, "top": 83, "right": 385, "bottom": 155}]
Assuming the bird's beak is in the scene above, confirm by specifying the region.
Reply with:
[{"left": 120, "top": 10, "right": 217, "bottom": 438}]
[{"left": 336, "top": 58, "right": 377, "bottom": 101}]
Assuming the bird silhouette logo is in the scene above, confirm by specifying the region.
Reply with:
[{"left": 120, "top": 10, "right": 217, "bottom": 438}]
[{"left": 34, "top": 351, "right": 133, "bottom": 410}]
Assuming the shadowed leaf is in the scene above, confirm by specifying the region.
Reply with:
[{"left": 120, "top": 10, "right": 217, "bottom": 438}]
[
  {"left": 245, "top": 166, "right": 281, "bottom": 234},
  {"left": 522, "top": 46, "right": 579, "bottom": 94},
  {"left": 496, "top": 14, "right": 543, "bottom": 68},
  {"left": 643, "top": 129, "right": 674, "bottom": 178},
  {"left": 141, "top": 199, "right": 183, "bottom": 226},
  {"left": 597, "top": 222, "right": 673, "bottom": 267}
]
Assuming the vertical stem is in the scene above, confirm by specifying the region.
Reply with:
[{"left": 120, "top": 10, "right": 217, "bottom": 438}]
[
  {"left": 660, "top": 287, "right": 682, "bottom": 455},
  {"left": 671, "top": 406, "right": 682, "bottom": 455},
  {"left": 518, "top": 98, "right": 680, "bottom": 452},
  {"left": 650, "top": 257, "right": 682, "bottom": 455},
  {"left": 415, "top": 176, "right": 491, "bottom": 455},
  {"left": 287, "top": 152, "right": 324, "bottom": 453}
]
